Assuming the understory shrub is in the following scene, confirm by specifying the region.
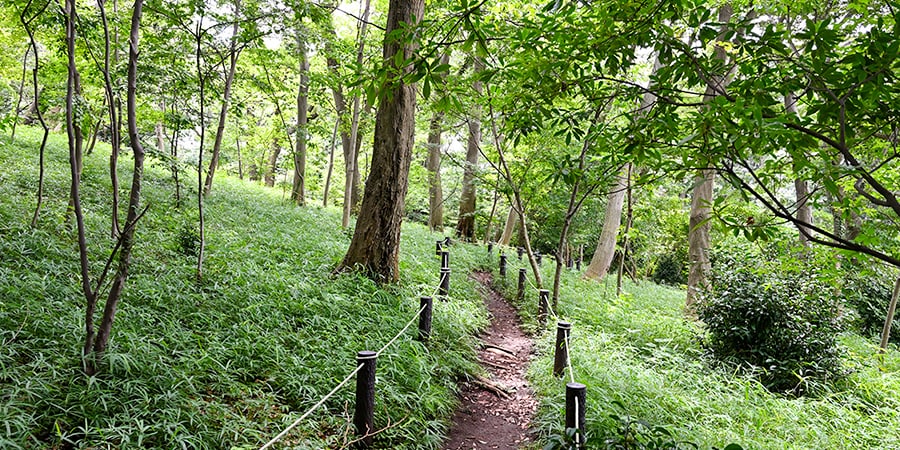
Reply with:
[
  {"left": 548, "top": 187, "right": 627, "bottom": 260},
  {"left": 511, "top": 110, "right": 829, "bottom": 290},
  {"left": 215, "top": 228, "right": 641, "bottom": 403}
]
[
  {"left": 842, "top": 273, "right": 898, "bottom": 343},
  {"left": 697, "top": 260, "right": 844, "bottom": 395},
  {"left": 651, "top": 250, "right": 686, "bottom": 286}
]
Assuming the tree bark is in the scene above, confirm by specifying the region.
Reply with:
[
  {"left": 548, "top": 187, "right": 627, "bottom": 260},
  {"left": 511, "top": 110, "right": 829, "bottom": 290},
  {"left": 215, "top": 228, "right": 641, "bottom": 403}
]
[
  {"left": 203, "top": 0, "right": 241, "bottom": 196},
  {"left": 456, "top": 57, "right": 484, "bottom": 241},
  {"left": 342, "top": 0, "right": 372, "bottom": 228},
  {"left": 686, "top": 4, "right": 734, "bottom": 311},
  {"left": 323, "top": 117, "right": 339, "bottom": 206},
  {"left": 499, "top": 206, "right": 517, "bottom": 246},
  {"left": 583, "top": 169, "right": 627, "bottom": 280},
  {"left": 265, "top": 138, "right": 281, "bottom": 187},
  {"left": 291, "top": 29, "right": 309, "bottom": 206},
  {"left": 785, "top": 91, "right": 813, "bottom": 247},
  {"left": 87, "top": 0, "right": 146, "bottom": 373},
  {"left": 337, "top": 0, "right": 424, "bottom": 282},
  {"left": 426, "top": 109, "right": 445, "bottom": 231}
]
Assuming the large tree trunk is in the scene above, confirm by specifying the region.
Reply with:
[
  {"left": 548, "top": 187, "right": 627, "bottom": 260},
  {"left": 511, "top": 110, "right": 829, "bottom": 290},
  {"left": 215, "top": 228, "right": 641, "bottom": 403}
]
[
  {"left": 685, "top": 4, "right": 734, "bottom": 311},
  {"left": 583, "top": 169, "right": 628, "bottom": 280},
  {"left": 265, "top": 138, "right": 280, "bottom": 187},
  {"left": 456, "top": 57, "right": 484, "bottom": 241},
  {"left": 337, "top": 0, "right": 424, "bottom": 282},
  {"left": 291, "top": 30, "right": 309, "bottom": 206},
  {"left": 203, "top": 0, "right": 240, "bottom": 196}
]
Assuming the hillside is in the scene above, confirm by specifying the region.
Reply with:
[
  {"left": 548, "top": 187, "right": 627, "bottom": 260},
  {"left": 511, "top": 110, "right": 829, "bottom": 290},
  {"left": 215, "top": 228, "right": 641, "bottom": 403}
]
[{"left": 0, "top": 127, "right": 489, "bottom": 449}]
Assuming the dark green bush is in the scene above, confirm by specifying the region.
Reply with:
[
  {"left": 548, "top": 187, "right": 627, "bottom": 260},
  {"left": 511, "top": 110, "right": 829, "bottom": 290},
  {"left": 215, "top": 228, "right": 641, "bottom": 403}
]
[
  {"left": 651, "top": 250, "right": 686, "bottom": 286},
  {"left": 697, "top": 262, "right": 844, "bottom": 395},
  {"left": 842, "top": 274, "right": 898, "bottom": 343}
]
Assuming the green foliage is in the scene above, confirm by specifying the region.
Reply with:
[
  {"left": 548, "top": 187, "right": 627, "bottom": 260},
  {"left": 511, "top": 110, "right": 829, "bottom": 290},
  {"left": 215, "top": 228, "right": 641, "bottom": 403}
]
[
  {"left": 0, "top": 126, "right": 488, "bottom": 449},
  {"left": 650, "top": 250, "right": 686, "bottom": 287},
  {"left": 697, "top": 258, "right": 845, "bottom": 395},
  {"left": 842, "top": 272, "right": 899, "bottom": 343}
]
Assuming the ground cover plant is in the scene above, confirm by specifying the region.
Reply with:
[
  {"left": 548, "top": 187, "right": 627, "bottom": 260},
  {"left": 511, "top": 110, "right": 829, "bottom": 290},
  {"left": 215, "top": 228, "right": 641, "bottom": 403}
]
[
  {"left": 489, "top": 254, "right": 900, "bottom": 449},
  {"left": 0, "top": 127, "right": 490, "bottom": 449}
]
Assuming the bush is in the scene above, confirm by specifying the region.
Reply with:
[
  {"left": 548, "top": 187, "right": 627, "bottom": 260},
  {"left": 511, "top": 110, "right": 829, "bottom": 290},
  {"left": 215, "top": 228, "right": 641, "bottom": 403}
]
[
  {"left": 842, "top": 274, "right": 898, "bottom": 343},
  {"left": 697, "top": 262, "right": 844, "bottom": 395},
  {"left": 651, "top": 250, "right": 686, "bottom": 286}
]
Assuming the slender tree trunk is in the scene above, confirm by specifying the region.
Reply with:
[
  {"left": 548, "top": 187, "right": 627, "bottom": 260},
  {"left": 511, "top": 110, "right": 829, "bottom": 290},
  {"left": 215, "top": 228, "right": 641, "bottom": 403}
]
[
  {"left": 785, "top": 92, "right": 813, "bottom": 247},
  {"left": 880, "top": 277, "right": 900, "bottom": 351},
  {"left": 337, "top": 0, "right": 424, "bottom": 282},
  {"left": 291, "top": 30, "right": 309, "bottom": 206},
  {"left": 342, "top": 0, "right": 372, "bottom": 228},
  {"left": 236, "top": 137, "right": 243, "bottom": 180},
  {"left": 88, "top": 0, "right": 146, "bottom": 373},
  {"left": 686, "top": 4, "right": 734, "bottom": 311},
  {"left": 203, "top": 0, "right": 241, "bottom": 196},
  {"left": 616, "top": 164, "right": 633, "bottom": 296},
  {"left": 194, "top": 18, "right": 207, "bottom": 281},
  {"left": 20, "top": 0, "right": 50, "bottom": 228},
  {"left": 499, "top": 206, "right": 517, "bottom": 246},
  {"left": 323, "top": 117, "right": 338, "bottom": 206},
  {"left": 426, "top": 110, "right": 445, "bottom": 231},
  {"left": 456, "top": 57, "right": 484, "bottom": 241},
  {"left": 96, "top": 0, "right": 122, "bottom": 237},
  {"left": 482, "top": 185, "right": 499, "bottom": 244},
  {"left": 11, "top": 45, "right": 30, "bottom": 141},
  {"left": 265, "top": 138, "right": 280, "bottom": 187}
]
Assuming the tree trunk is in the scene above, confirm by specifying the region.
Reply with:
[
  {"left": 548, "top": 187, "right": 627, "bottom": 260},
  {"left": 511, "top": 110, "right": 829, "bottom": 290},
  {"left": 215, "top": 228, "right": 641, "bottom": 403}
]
[
  {"left": 20, "top": 0, "right": 50, "bottom": 228},
  {"left": 342, "top": 0, "right": 372, "bottom": 228},
  {"left": 456, "top": 57, "right": 484, "bottom": 241},
  {"left": 265, "top": 138, "right": 280, "bottom": 187},
  {"left": 499, "top": 206, "right": 517, "bottom": 246},
  {"left": 292, "top": 30, "right": 309, "bottom": 206},
  {"left": 203, "top": 0, "right": 240, "bottom": 196},
  {"left": 87, "top": 0, "right": 146, "bottom": 373},
  {"left": 337, "top": 0, "right": 424, "bottom": 282},
  {"left": 583, "top": 168, "right": 627, "bottom": 280},
  {"left": 785, "top": 91, "right": 813, "bottom": 247},
  {"left": 11, "top": 44, "right": 30, "bottom": 141},
  {"left": 426, "top": 109, "right": 444, "bottom": 231},
  {"left": 686, "top": 4, "right": 733, "bottom": 311},
  {"left": 323, "top": 117, "right": 339, "bottom": 206}
]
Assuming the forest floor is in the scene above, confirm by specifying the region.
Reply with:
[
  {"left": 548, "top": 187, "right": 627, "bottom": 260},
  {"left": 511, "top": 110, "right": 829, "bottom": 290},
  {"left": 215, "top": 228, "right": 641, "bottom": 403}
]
[{"left": 442, "top": 271, "right": 537, "bottom": 450}]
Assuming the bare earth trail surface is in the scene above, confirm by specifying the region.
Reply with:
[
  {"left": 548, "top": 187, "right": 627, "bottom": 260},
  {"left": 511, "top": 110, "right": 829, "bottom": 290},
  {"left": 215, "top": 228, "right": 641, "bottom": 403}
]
[{"left": 442, "top": 271, "right": 537, "bottom": 450}]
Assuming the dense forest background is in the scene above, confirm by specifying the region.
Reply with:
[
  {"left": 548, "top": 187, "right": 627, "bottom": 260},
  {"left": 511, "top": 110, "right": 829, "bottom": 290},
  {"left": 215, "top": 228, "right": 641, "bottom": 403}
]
[{"left": 1, "top": 0, "right": 899, "bottom": 448}]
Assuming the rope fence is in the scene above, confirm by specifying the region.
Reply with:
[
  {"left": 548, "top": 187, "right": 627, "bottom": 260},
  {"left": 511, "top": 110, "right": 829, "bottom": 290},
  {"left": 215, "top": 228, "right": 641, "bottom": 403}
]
[
  {"left": 259, "top": 237, "right": 455, "bottom": 449},
  {"left": 493, "top": 243, "right": 588, "bottom": 448}
]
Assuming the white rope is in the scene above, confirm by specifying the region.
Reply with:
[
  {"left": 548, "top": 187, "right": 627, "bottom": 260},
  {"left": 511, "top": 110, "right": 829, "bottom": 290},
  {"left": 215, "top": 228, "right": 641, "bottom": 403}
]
[
  {"left": 259, "top": 362, "right": 366, "bottom": 450},
  {"left": 564, "top": 331, "right": 575, "bottom": 384},
  {"left": 262, "top": 259, "right": 442, "bottom": 448},
  {"left": 378, "top": 302, "right": 429, "bottom": 356}
]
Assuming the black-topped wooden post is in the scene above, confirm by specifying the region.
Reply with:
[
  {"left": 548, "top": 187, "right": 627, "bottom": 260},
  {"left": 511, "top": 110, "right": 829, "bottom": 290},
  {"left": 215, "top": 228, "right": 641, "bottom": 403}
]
[
  {"left": 536, "top": 252, "right": 542, "bottom": 266},
  {"left": 538, "top": 289, "right": 549, "bottom": 325},
  {"left": 553, "top": 321, "right": 571, "bottom": 377},
  {"left": 435, "top": 240, "right": 443, "bottom": 256},
  {"left": 439, "top": 268, "right": 451, "bottom": 299},
  {"left": 499, "top": 253, "right": 507, "bottom": 277},
  {"left": 354, "top": 350, "right": 377, "bottom": 448},
  {"left": 417, "top": 296, "right": 433, "bottom": 342},
  {"left": 440, "top": 250, "right": 450, "bottom": 269},
  {"left": 487, "top": 241, "right": 494, "bottom": 255},
  {"left": 565, "top": 382, "right": 587, "bottom": 448},
  {"left": 517, "top": 247, "right": 524, "bottom": 260},
  {"left": 517, "top": 268, "right": 527, "bottom": 302},
  {"left": 576, "top": 258, "right": 582, "bottom": 271}
]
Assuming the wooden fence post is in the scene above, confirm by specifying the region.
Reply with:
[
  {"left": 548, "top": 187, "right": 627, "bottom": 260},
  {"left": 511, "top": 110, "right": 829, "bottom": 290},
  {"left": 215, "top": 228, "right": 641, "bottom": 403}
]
[
  {"left": 538, "top": 289, "right": 549, "bottom": 325},
  {"left": 553, "top": 321, "right": 571, "bottom": 377},
  {"left": 354, "top": 351, "right": 377, "bottom": 448},
  {"left": 439, "top": 268, "right": 451, "bottom": 299},
  {"left": 440, "top": 250, "right": 450, "bottom": 269},
  {"left": 499, "top": 253, "right": 507, "bottom": 278},
  {"left": 517, "top": 268, "right": 527, "bottom": 302},
  {"left": 417, "top": 296, "right": 433, "bottom": 342},
  {"left": 566, "top": 382, "right": 586, "bottom": 448}
]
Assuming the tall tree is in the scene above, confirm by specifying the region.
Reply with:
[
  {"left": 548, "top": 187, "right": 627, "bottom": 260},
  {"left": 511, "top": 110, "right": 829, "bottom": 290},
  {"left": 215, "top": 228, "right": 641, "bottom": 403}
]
[
  {"left": 336, "top": 0, "right": 424, "bottom": 282},
  {"left": 456, "top": 56, "right": 484, "bottom": 241},
  {"left": 203, "top": 0, "right": 242, "bottom": 196},
  {"left": 341, "top": 0, "right": 372, "bottom": 228},
  {"left": 426, "top": 52, "right": 450, "bottom": 232},
  {"left": 291, "top": 27, "right": 308, "bottom": 205},
  {"left": 686, "top": 4, "right": 734, "bottom": 311}
]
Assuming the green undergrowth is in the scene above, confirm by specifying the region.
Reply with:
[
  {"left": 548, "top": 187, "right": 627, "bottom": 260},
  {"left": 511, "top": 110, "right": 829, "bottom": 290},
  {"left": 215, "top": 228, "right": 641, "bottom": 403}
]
[
  {"left": 0, "top": 127, "right": 490, "bottom": 449},
  {"left": 488, "top": 253, "right": 900, "bottom": 449}
]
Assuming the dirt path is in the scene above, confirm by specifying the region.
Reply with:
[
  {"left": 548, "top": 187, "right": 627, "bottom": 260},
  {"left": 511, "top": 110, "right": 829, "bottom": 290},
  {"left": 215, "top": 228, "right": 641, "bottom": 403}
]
[{"left": 442, "top": 271, "right": 536, "bottom": 450}]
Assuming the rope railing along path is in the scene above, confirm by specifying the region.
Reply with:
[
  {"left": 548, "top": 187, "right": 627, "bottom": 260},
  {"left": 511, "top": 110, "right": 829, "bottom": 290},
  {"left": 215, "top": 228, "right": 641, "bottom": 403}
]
[{"left": 259, "top": 240, "right": 456, "bottom": 450}]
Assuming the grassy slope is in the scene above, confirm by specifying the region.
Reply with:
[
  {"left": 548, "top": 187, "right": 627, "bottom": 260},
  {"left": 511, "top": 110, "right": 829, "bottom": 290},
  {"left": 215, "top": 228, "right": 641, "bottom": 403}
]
[
  {"left": 0, "top": 127, "right": 490, "bottom": 449},
  {"left": 491, "top": 257, "right": 900, "bottom": 449}
]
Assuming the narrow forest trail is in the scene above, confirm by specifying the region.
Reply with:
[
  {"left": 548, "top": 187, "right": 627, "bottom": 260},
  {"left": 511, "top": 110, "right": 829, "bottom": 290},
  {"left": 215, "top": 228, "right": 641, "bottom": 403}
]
[{"left": 442, "top": 271, "right": 537, "bottom": 450}]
